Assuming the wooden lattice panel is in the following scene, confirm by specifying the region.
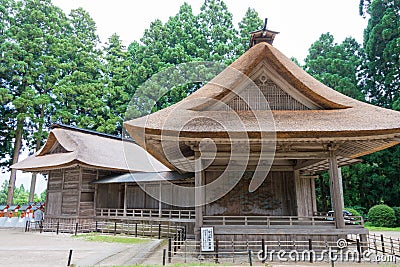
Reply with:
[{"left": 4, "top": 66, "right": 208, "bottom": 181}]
[{"left": 225, "top": 74, "right": 309, "bottom": 111}]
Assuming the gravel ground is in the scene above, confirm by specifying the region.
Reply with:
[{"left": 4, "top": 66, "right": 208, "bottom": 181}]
[
  {"left": 0, "top": 228, "right": 161, "bottom": 267},
  {"left": 1, "top": 228, "right": 398, "bottom": 266}
]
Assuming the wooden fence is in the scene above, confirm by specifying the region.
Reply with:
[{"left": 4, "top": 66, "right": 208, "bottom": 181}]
[
  {"left": 166, "top": 235, "right": 399, "bottom": 264},
  {"left": 203, "top": 215, "right": 364, "bottom": 227},
  {"left": 95, "top": 208, "right": 195, "bottom": 221},
  {"left": 26, "top": 220, "right": 186, "bottom": 239}
]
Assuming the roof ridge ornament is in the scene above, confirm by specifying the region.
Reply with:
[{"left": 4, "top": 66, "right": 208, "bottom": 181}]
[{"left": 249, "top": 18, "right": 279, "bottom": 47}]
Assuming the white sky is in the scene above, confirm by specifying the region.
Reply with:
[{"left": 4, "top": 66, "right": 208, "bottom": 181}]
[
  {"left": 51, "top": 0, "right": 368, "bottom": 60},
  {"left": 0, "top": 0, "right": 368, "bottom": 196}
]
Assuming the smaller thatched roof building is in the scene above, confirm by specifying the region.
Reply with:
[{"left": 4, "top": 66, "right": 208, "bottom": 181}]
[{"left": 12, "top": 124, "right": 169, "bottom": 173}]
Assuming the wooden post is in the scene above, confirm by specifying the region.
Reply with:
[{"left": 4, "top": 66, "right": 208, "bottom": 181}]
[
  {"left": 261, "top": 239, "right": 265, "bottom": 263},
  {"left": 194, "top": 150, "right": 204, "bottom": 241},
  {"left": 338, "top": 168, "right": 344, "bottom": 209},
  {"left": 328, "top": 147, "right": 345, "bottom": 229},
  {"left": 123, "top": 183, "right": 127, "bottom": 217},
  {"left": 248, "top": 250, "right": 253, "bottom": 266},
  {"left": 162, "top": 248, "right": 166, "bottom": 266},
  {"left": 215, "top": 239, "right": 219, "bottom": 263},
  {"left": 159, "top": 181, "right": 162, "bottom": 217},
  {"left": 356, "top": 239, "right": 361, "bottom": 263},
  {"left": 67, "top": 249, "right": 73, "bottom": 266},
  {"left": 168, "top": 238, "right": 172, "bottom": 263}
]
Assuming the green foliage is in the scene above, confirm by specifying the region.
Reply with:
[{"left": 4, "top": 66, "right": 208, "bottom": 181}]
[
  {"left": 237, "top": 8, "right": 263, "bottom": 54},
  {"left": 367, "top": 204, "right": 396, "bottom": 227},
  {"left": 0, "top": 180, "right": 8, "bottom": 204},
  {"left": 347, "top": 206, "right": 367, "bottom": 218},
  {"left": 392, "top": 207, "right": 400, "bottom": 227},
  {"left": 344, "top": 207, "right": 361, "bottom": 217},
  {"left": 360, "top": 0, "right": 400, "bottom": 108},
  {"left": 0, "top": 180, "right": 43, "bottom": 204},
  {"left": 304, "top": 33, "right": 365, "bottom": 100}
]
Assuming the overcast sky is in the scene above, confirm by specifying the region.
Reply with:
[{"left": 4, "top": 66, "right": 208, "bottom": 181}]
[
  {"left": 53, "top": 0, "right": 368, "bottom": 60},
  {"left": 1, "top": 0, "right": 369, "bottom": 195}
]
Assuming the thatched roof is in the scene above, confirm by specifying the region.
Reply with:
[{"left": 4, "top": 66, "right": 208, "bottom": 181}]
[
  {"left": 11, "top": 124, "right": 170, "bottom": 172},
  {"left": 124, "top": 42, "right": 400, "bottom": 171}
]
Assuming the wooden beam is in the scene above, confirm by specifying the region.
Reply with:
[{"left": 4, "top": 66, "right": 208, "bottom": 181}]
[
  {"left": 205, "top": 165, "right": 294, "bottom": 171},
  {"left": 294, "top": 159, "right": 324, "bottom": 170},
  {"left": 194, "top": 150, "right": 204, "bottom": 240},
  {"left": 200, "top": 151, "right": 329, "bottom": 160},
  {"left": 328, "top": 148, "right": 345, "bottom": 229}
]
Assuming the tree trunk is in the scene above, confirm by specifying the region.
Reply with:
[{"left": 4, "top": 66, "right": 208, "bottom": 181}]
[
  {"left": 7, "top": 120, "right": 23, "bottom": 205},
  {"left": 28, "top": 173, "right": 37, "bottom": 202},
  {"left": 29, "top": 106, "right": 45, "bottom": 202}
]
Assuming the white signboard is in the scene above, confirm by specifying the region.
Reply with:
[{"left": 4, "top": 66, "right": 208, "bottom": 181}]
[{"left": 200, "top": 227, "right": 214, "bottom": 252}]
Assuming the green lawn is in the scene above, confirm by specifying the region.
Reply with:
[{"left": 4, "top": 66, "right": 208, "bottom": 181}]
[
  {"left": 365, "top": 222, "right": 400, "bottom": 231},
  {"left": 73, "top": 233, "right": 150, "bottom": 244}
]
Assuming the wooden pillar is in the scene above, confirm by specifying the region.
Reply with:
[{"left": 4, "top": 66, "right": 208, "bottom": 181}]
[
  {"left": 77, "top": 167, "right": 83, "bottom": 218},
  {"left": 123, "top": 183, "right": 127, "bottom": 217},
  {"left": 194, "top": 150, "right": 204, "bottom": 240},
  {"left": 294, "top": 170, "right": 305, "bottom": 217},
  {"left": 310, "top": 177, "right": 317, "bottom": 215},
  {"left": 93, "top": 170, "right": 98, "bottom": 214},
  {"left": 328, "top": 147, "right": 345, "bottom": 229},
  {"left": 338, "top": 167, "right": 344, "bottom": 209},
  {"left": 158, "top": 181, "right": 162, "bottom": 217}
]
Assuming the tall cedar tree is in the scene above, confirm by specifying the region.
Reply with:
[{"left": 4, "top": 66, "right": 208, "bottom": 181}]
[
  {"left": 52, "top": 8, "right": 106, "bottom": 132},
  {"left": 2, "top": 0, "right": 68, "bottom": 204},
  {"left": 237, "top": 8, "right": 263, "bottom": 54},
  {"left": 360, "top": 0, "right": 399, "bottom": 108},
  {"left": 101, "top": 34, "right": 134, "bottom": 134},
  {"left": 304, "top": 33, "right": 365, "bottom": 101}
]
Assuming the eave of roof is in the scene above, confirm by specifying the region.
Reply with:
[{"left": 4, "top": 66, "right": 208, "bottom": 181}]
[{"left": 92, "top": 171, "right": 193, "bottom": 184}]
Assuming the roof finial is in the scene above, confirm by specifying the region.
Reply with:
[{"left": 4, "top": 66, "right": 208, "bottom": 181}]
[{"left": 249, "top": 18, "right": 279, "bottom": 48}]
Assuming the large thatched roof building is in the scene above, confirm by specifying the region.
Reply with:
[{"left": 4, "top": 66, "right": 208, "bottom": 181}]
[{"left": 124, "top": 31, "right": 400, "bottom": 242}]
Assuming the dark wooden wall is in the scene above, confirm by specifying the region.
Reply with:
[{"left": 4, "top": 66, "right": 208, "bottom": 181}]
[
  {"left": 46, "top": 167, "right": 118, "bottom": 222},
  {"left": 205, "top": 171, "right": 297, "bottom": 216}
]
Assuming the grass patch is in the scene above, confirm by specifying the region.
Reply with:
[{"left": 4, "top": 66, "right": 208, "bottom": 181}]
[
  {"left": 126, "top": 264, "right": 224, "bottom": 267},
  {"left": 365, "top": 222, "right": 400, "bottom": 231},
  {"left": 73, "top": 233, "right": 149, "bottom": 244}
]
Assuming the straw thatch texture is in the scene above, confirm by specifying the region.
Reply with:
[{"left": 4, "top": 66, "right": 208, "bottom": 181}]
[{"left": 11, "top": 126, "right": 170, "bottom": 172}]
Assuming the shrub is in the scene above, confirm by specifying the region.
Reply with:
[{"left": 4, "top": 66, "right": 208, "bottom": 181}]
[
  {"left": 392, "top": 207, "right": 400, "bottom": 227},
  {"left": 344, "top": 207, "right": 361, "bottom": 217},
  {"left": 367, "top": 204, "right": 396, "bottom": 227},
  {"left": 348, "top": 206, "right": 367, "bottom": 218}
]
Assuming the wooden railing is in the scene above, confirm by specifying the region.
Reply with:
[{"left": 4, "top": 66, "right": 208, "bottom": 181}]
[
  {"left": 203, "top": 215, "right": 364, "bottom": 227},
  {"left": 95, "top": 208, "right": 195, "bottom": 221}
]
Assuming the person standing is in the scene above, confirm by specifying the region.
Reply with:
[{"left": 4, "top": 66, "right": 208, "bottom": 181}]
[{"left": 34, "top": 206, "right": 44, "bottom": 230}]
